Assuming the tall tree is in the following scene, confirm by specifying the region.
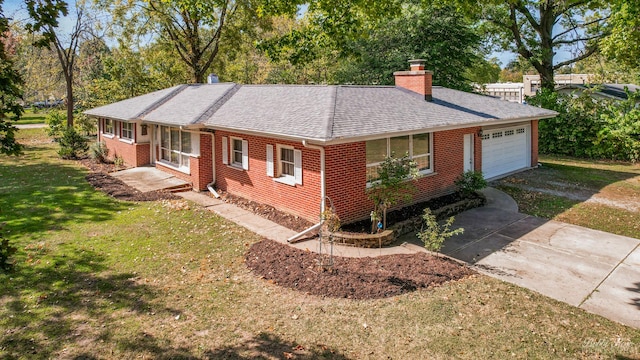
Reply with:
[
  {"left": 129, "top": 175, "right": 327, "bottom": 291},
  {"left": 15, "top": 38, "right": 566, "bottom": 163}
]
[
  {"left": 0, "top": 0, "right": 24, "bottom": 156},
  {"left": 332, "top": 4, "right": 483, "bottom": 91},
  {"left": 601, "top": 0, "right": 640, "bottom": 68},
  {"left": 26, "top": 0, "right": 89, "bottom": 127},
  {"left": 471, "top": 0, "right": 610, "bottom": 90}
]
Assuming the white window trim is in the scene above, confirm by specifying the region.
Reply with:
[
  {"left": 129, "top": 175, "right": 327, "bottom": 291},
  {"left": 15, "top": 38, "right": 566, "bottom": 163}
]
[
  {"left": 159, "top": 125, "right": 191, "bottom": 170},
  {"left": 277, "top": 144, "right": 295, "bottom": 179},
  {"left": 121, "top": 122, "right": 134, "bottom": 141},
  {"left": 102, "top": 119, "right": 115, "bottom": 138},
  {"left": 272, "top": 144, "right": 302, "bottom": 186},
  {"left": 365, "top": 133, "right": 434, "bottom": 184},
  {"left": 230, "top": 137, "right": 243, "bottom": 167},
  {"left": 226, "top": 137, "right": 249, "bottom": 170}
]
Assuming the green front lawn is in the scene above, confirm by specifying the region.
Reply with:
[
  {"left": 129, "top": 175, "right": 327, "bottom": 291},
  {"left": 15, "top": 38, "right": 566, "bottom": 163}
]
[
  {"left": 1, "top": 132, "right": 639, "bottom": 359},
  {"left": 14, "top": 109, "right": 47, "bottom": 125}
]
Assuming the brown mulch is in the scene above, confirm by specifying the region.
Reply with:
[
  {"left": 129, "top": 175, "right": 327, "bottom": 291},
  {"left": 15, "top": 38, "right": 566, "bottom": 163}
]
[
  {"left": 246, "top": 239, "right": 475, "bottom": 300},
  {"left": 219, "top": 192, "right": 315, "bottom": 232},
  {"left": 80, "top": 159, "right": 180, "bottom": 202}
]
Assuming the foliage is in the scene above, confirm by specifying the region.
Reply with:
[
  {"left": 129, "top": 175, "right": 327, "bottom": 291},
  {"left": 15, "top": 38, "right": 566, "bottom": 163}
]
[
  {"left": 45, "top": 110, "right": 66, "bottom": 139},
  {"left": 455, "top": 171, "right": 487, "bottom": 196},
  {"left": 57, "top": 126, "right": 88, "bottom": 159},
  {"left": 26, "top": 0, "right": 90, "bottom": 126},
  {"left": 464, "top": 0, "right": 609, "bottom": 90},
  {"left": 0, "top": 223, "right": 17, "bottom": 271},
  {"left": 0, "top": 2, "right": 24, "bottom": 156},
  {"left": 332, "top": 4, "right": 483, "bottom": 91},
  {"left": 320, "top": 207, "right": 340, "bottom": 233},
  {"left": 89, "top": 141, "right": 109, "bottom": 164},
  {"left": 528, "top": 88, "right": 640, "bottom": 162},
  {"left": 74, "top": 113, "right": 96, "bottom": 136},
  {"left": 601, "top": 0, "right": 640, "bottom": 68},
  {"left": 417, "top": 208, "right": 464, "bottom": 253},
  {"left": 113, "top": 155, "right": 124, "bottom": 167},
  {"left": 366, "top": 154, "right": 418, "bottom": 230}
]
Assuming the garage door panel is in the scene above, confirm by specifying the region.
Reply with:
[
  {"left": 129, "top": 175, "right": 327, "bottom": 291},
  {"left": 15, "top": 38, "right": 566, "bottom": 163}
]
[{"left": 482, "top": 126, "right": 530, "bottom": 179}]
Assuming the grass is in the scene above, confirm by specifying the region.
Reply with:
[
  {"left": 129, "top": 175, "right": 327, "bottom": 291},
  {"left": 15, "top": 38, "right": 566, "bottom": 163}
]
[
  {"left": 496, "top": 154, "right": 640, "bottom": 239},
  {"left": 14, "top": 109, "right": 47, "bottom": 125},
  {"left": 1, "top": 132, "right": 640, "bottom": 359}
]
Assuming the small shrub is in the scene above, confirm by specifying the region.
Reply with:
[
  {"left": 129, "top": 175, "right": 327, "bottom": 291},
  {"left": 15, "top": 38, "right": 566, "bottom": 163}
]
[
  {"left": 75, "top": 113, "right": 97, "bottom": 136},
  {"left": 114, "top": 155, "right": 124, "bottom": 168},
  {"left": 0, "top": 224, "right": 17, "bottom": 272},
  {"left": 89, "top": 141, "right": 109, "bottom": 163},
  {"left": 46, "top": 110, "right": 66, "bottom": 140},
  {"left": 417, "top": 208, "right": 464, "bottom": 253},
  {"left": 320, "top": 207, "right": 341, "bottom": 233},
  {"left": 455, "top": 170, "right": 487, "bottom": 196},
  {"left": 367, "top": 154, "right": 419, "bottom": 230},
  {"left": 58, "top": 126, "right": 89, "bottom": 159}
]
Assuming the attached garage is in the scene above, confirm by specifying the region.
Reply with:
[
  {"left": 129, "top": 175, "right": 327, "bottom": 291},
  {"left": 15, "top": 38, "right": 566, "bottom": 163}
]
[{"left": 481, "top": 124, "right": 531, "bottom": 179}]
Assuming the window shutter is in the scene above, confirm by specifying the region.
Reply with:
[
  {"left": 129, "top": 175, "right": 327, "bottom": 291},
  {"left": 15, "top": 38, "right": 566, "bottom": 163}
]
[
  {"left": 221, "top": 137, "right": 228, "bottom": 165},
  {"left": 294, "top": 149, "right": 302, "bottom": 185},
  {"left": 242, "top": 140, "right": 249, "bottom": 170},
  {"left": 266, "top": 145, "right": 274, "bottom": 177}
]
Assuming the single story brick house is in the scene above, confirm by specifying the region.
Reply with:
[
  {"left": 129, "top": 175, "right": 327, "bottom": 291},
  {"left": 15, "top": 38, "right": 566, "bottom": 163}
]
[{"left": 85, "top": 60, "right": 557, "bottom": 225}]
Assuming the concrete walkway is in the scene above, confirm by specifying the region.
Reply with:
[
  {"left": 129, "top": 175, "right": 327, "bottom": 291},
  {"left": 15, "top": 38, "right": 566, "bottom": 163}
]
[
  {"left": 177, "top": 188, "right": 640, "bottom": 329},
  {"left": 177, "top": 191, "right": 425, "bottom": 257},
  {"left": 111, "top": 166, "right": 190, "bottom": 192}
]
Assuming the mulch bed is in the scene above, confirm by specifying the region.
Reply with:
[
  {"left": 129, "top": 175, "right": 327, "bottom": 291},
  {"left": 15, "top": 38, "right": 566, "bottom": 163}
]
[
  {"left": 218, "top": 192, "right": 315, "bottom": 233},
  {"left": 80, "top": 159, "right": 180, "bottom": 202},
  {"left": 246, "top": 239, "right": 475, "bottom": 299}
]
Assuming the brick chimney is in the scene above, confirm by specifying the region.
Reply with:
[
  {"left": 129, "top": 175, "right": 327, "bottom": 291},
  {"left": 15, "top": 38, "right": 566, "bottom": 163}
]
[{"left": 394, "top": 59, "right": 433, "bottom": 101}]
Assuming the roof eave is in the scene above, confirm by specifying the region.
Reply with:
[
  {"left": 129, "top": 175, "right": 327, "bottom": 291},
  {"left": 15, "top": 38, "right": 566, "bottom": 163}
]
[{"left": 322, "top": 114, "right": 558, "bottom": 146}]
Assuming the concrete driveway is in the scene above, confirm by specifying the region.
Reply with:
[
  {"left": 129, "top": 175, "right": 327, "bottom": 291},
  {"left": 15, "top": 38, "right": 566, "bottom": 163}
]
[{"left": 444, "top": 188, "right": 640, "bottom": 329}]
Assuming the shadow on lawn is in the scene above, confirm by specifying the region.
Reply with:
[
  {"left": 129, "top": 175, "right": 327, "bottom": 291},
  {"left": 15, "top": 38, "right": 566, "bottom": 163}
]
[
  {"left": 0, "top": 157, "right": 128, "bottom": 239},
  {"left": 203, "top": 332, "right": 349, "bottom": 360},
  {"left": 0, "top": 248, "right": 178, "bottom": 359}
]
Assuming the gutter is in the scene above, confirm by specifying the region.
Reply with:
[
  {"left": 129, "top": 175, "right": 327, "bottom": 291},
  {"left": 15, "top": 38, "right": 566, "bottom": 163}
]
[{"left": 287, "top": 140, "right": 326, "bottom": 243}]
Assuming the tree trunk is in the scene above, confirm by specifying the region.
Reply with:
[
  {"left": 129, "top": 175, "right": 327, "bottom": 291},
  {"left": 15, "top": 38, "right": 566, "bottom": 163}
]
[{"left": 65, "top": 74, "right": 73, "bottom": 127}]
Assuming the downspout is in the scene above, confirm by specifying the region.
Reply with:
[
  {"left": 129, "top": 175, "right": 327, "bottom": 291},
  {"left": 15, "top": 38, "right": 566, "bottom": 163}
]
[{"left": 287, "top": 140, "right": 326, "bottom": 242}]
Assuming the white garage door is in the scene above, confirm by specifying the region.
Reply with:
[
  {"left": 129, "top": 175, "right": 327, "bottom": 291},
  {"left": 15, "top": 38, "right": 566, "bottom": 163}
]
[{"left": 482, "top": 125, "right": 530, "bottom": 179}]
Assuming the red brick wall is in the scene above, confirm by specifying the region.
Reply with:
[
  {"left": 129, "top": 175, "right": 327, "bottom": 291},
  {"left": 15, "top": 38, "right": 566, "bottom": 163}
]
[
  {"left": 326, "top": 127, "right": 482, "bottom": 223},
  {"left": 97, "top": 119, "right": 150, "bottom": 167},
  {"left": 530, "top": 120, "right": 539, "bottom": 166},
  {"left": 214, "top": 131, "right": 322, "bottom": 222},
  {"left": 394, "top": 72, "right": 433, "bottom": 98}
]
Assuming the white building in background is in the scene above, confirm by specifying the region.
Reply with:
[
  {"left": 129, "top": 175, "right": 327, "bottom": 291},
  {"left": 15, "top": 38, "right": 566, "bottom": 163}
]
[
  {"left": 479, "top": 74, "right": 594, "bottom": 103},
  {"left": 480, "top": 83, "right": 525, "bottom": 103},
  {"left": 523, "top": 74, "right": 592, "bottom": 97}
]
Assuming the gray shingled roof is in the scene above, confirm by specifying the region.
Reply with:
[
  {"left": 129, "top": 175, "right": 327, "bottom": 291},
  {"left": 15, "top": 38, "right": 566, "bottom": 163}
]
[
  {"left": 83, "top": 85, "right": 186, "bottom": 121},
  {"left": 85, "top": 82, "right": 557, "bottom": 142}
]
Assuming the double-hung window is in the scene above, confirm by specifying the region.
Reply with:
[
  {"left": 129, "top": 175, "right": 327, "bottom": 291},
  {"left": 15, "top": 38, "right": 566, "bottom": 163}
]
[
  {"left": 222, "top": 136, "right": 249, "bottom": 170},
  {"left": 266, "top": 144, "right": 302, "bottom": 185},
  {"left": 104, "top": 119, "right": 114, "bottom": 135},
  {"left": 159, "top": 125, "right": 191, "bottom": 169},
  {"left": 366, "top": 133, "right": 432, "bottom": 182},
  {"left": 121, "top": 122, "right": 134, "bottom": 141}
]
